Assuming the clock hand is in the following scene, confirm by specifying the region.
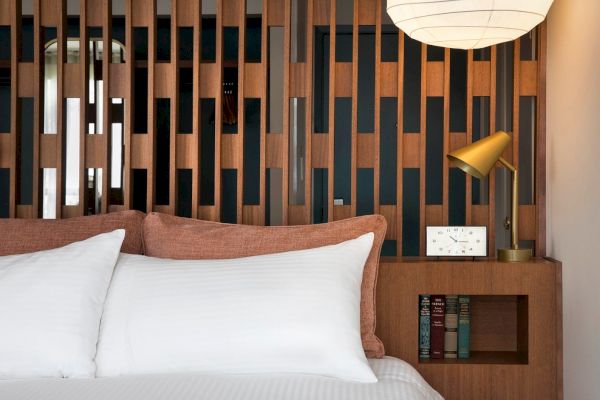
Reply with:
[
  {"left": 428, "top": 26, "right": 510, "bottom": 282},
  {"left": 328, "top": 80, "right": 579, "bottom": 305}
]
[{"left": 450, "top": 236, "right": 458, "bottom": 243}]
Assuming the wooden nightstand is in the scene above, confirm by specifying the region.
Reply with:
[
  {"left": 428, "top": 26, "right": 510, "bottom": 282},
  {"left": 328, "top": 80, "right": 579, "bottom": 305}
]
[{"left": 376, "top": 257, "right": 562, "bottom": 400}]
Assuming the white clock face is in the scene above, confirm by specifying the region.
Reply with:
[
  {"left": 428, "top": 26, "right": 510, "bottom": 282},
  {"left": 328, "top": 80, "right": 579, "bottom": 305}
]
[{"left": 426, "top": 226, "right": 487, "bottom": 257}]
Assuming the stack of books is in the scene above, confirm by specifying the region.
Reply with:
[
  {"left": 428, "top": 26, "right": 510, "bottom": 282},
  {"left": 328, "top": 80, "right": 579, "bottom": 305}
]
[{"left": 419, "top": 295, "right": 470, "bottom": 359}]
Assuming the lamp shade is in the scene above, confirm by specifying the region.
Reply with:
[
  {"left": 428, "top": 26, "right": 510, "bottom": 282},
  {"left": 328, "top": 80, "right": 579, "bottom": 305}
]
[
  {"left": 447, "top": 131, "right": 511, "bottom": 179},
  {"left": 386, "top": 0, "right": 554, "bottom": 50}
]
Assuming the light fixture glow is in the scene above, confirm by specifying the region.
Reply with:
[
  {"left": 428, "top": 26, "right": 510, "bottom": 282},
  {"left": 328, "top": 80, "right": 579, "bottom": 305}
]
[{"left": 386, "top": 0, "right": 554, "bottom": 50}]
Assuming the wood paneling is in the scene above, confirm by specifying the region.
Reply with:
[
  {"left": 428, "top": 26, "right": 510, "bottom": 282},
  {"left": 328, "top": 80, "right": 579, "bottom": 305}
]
[{"left": 0, "top": 0, "right": 547, "bottom": 258}]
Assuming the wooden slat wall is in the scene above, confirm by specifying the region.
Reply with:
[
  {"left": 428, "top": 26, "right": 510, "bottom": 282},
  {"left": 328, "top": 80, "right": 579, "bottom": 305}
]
[{"left": 0, "top": 0, "right": 547, "bottom": 257}]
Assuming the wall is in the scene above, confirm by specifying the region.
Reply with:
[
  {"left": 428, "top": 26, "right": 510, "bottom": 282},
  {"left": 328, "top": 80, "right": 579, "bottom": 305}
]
[{"left": 547, "top": 0, "right": 600, "bottom": 398}]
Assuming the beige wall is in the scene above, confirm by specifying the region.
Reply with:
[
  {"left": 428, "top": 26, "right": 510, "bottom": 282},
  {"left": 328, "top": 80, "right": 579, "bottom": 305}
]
[{"left": 547, "top": 0, "right": 600, "bottom": 398}]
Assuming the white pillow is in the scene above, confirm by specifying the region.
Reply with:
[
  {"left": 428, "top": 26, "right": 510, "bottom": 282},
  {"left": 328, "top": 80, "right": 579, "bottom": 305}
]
[
  {"left": 96, "top": 233, "right": 376, "bottom": 382},
  {"left": 0, "top": 229, "right": 125, "bottom": 379}
]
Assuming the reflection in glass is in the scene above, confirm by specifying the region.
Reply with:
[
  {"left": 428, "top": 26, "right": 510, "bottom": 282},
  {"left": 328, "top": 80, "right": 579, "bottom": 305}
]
[
  {"left": 268, "top": 27, "right": 283, "bottom": 133},
  {"left": 87, "top": 168, "right": 102, "bottom": 214},
  {"left": 65, "top": 98, "right": 80, "bottom": 206},
  {"left": 289, "top": 98, "right": 306, "bottom": 205},
  {"left": 44, "top": 36, "right": 58, "bottom": 134},
  {"left": 291, "top": 0, "right": 307, "bottom": 63},
  {"left": 42, "top": 168, "right": 57, "bottom": 219},
  {"left": 88, "top": 35, "right": 103, "bottom": 134},
  {"left": 111, "top": 98, "right": 124, "bottom": 191}
]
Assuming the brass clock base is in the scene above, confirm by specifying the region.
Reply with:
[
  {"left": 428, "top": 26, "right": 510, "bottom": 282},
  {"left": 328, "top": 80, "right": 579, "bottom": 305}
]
[{"left": 497, "top": 248, "right": 532, "bottom": 262}]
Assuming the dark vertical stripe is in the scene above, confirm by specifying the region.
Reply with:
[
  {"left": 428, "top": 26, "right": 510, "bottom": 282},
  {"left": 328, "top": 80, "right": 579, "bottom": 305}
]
[
  {"left": 202, "top": 17, "right": 216, "bottom": 62},
  {"left": 381, "top": 239, "right": 397, "bottom": 257},
  {"left": 312, "top": 168, "right": 328, "bottom": 224},
  {"left": 243, "top": 98, "right": 261, "bottom": 205},
  {"left": 134, "top": 27, "right": 148, "bottom": 61},
  {"left": 0, "top": 169, "right": 9, "bottom": 218},
  {"left": 381, "top": 29, "right": 398, "bottom": 62},
  {"left": 313, "top": 27, "right": 329, "bottom": 133},
  {"left": 403, "top": 35, "right": 421, "bottom": 133},
  {"left": 449, "top": 167, "right": 466, "bottom": 226},
  {"left": 335, "top": 27, "right": 352, "bottom": 62},
  {"left": 450, "top": 49, "right": 467, "bottom": 132},
  {"left": 200, "top": 99, "right": 216, "bottom": 205},
  {"left": 519, "top": 96, "right": 536, "bottom": 205},
  {"left": 357, "top": 168, "right": 374, "bottom": 216},
  {"left": 155, "top": 99, "right": 170, "bottom": 205},
  {"left": 358, "top": 27, "right": 374, "bottom": 133},
  {"left": 178, "top": 27, "right": 193, "bottom": 61},
  {"left": 0, "top": 26, "right": 10, "bottom": 60},
  {"left": 334, "top": 98, "right": 351, "bottom": 204},
  {"left": 402, "top": 168, "right": 420, "bottom": 256},
  {"left": 132, "top": 169, "right": 147, "bottom": 213},
  {"left": 178, "top": 68, "right": 193, "bottom": 133},
  {"left": 380, "top": 97, "right": 397, "bottom": 205},
  {"left": 177, "top": 169, "right": 192, "bottom": 218},
  {"left": 0, "top": 68, "right": 10, "bottom": 133},
  {"left": 156, "top": 17, "right": 171, "bottom": 62},
  {"left": 472, "top": 96, "right": 490, "bottom": 205},
  {"left": 427, "top": 45, "right": 444, "bottom": 61},
  {"left": 426, "top": 97, "right": 443, "bottom": 205},
  {"left": 496, "top": 42, "right": 514, "bottom": 132},
  {"left": 19, "top": 98, "right": 34, "bottom": 205},
  {"left": 133, "top": 67, "right": 148, "bottom": 133},
  {"left": 223, "top": 27, "right": 239, "bottom": 61},
  {"left": 245, "top": 17, "right": 262, "bottom": 62},
  {"left": 221, "top": 169, "right": 237, "bottom": 223}
]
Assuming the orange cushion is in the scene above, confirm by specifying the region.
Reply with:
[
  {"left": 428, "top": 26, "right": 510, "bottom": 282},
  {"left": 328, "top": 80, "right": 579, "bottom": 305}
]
[
  {"left": 0, "top": 211, "right": 144, "bottom": 256},
  {"left": 142, "top": 212, "right": 387, "bottom": 358}
]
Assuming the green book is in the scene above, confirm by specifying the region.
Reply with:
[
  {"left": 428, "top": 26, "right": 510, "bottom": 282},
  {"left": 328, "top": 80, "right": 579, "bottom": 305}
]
[
  {"left": 419, "top": 295, "right": 431, "bottom": 359},
  {"left": 458, "top": 296, "right": 471, "bottom": 359}
]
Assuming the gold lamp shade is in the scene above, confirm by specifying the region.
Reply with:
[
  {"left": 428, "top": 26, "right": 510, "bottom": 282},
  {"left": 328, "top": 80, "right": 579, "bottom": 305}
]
[
  {"left": 447, "top": 131, "right": 511, "bottom": 179},
  {"left": 446, "top": 130, "right": 532, "bottom": 262}
]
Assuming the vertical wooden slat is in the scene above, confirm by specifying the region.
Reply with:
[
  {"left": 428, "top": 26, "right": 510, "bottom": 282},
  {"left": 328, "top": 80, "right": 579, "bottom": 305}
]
[
  {"left": 214, "top": 0, "right": 223, "bottom": 220},
  {"left": 536, "top": 22, "right": 547, "bottom": 256},
  {"left": 488, "top": 45, "right": 497, "bottom": 256},
  {"left": 442, "top": 47, "right": 450, "bottom": 226},
  {"left": 465, "top": 49, "right": 473, "bottom": 225},
  {"left": 281, "top": 0, "right": 290, "bottom": 224},
  {"left": 55, "top": 0, "right": 66, "bottom": 218},
  {"left": 190, "top": 0, "right": 201, "bottom": 218},
  {"left": 303, "top": 0, "right": 314, "bottom": 224},
  {"left": 418, "top": 43, "right": 426, "bottom": 255},
  {"left": 8, "top": 0, "right": 20, "bottom": 217},
  {"left": 326, "top": 0, "right": 335, "bottom": 221},
  {"left": 146, "top": 0, "right": 156, "bottom": 213},
  {"left": 170, "top": 0, "right": 178, "bottom": 214},
  {"left": 373, "top": 0, "right": 381, "bottom": 216},
  {"left": 259, "top": 0, "right": 268, "bottom": 224},
  {"left": 102, "top": 0, "right": 112, "bottom": 214},
  {"left": 396, "top": 33, "right": 404, "bottom": 256},
  {"left": 79, "top": 0, "right": 88, "bottom": 216},
  {"left": 237, "top": 0, "right": 245, "bottom": 223},
  {"left": 349, "top": 0, "right": 358, "bottom": 217},
  {"left": 124, "top": 0, "right": 133, "bottom": 210}
]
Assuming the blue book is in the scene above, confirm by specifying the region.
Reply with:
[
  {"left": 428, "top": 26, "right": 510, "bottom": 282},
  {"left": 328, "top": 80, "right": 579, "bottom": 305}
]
[
  {"left": 458, "top": 296, "right": 470, "bottom": 359},
  {"left": 419, "top": 295, "right": 431, "bottom": 359}
]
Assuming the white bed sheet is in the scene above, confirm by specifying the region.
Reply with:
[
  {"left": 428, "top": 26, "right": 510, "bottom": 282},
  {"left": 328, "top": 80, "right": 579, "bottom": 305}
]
[{"left": 0, "top": 357, "right": 442, "bottom": 400}]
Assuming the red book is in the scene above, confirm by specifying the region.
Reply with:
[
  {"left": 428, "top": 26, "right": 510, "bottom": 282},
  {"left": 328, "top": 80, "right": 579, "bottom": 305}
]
[{"left": 430, "top": 295, "right": 446, "bottom": 359}]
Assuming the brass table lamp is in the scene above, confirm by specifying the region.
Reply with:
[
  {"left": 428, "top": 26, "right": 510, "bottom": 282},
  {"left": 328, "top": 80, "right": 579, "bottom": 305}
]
[{"left": 447, "top": 131, "right": 532, "bottom": 262}]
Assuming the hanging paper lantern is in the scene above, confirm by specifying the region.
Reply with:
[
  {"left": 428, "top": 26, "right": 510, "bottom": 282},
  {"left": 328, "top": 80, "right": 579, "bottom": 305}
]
[{"left": 386, "top": 0, "right": 554, "bottom": 49}]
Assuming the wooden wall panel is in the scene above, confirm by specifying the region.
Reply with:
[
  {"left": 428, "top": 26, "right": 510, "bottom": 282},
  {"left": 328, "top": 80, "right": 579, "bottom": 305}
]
[{"left": 0, "top": 0, "right": 547, "bottom": 257}]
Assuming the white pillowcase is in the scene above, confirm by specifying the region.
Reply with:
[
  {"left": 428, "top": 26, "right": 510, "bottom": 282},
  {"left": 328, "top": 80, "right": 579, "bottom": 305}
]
[
  {"left": 96, "top": 233, "right": 376, "bottom": 382},
  {"left": 0, "top": 229, "right": 125, "bottom": 379}
]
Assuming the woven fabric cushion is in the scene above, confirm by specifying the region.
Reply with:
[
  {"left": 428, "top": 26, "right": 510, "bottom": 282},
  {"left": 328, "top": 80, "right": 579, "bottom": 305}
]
[
  {"left": 0, "top": 211, "right": 144, "bottom": 256},
  {"left": 142, "top": 212, "right": 387, "bottom": 358}
]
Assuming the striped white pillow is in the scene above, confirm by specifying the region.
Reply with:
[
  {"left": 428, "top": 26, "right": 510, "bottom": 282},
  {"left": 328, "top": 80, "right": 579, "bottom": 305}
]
[{"left": 96, "top": 233, "right": 376, "bottom": 382}]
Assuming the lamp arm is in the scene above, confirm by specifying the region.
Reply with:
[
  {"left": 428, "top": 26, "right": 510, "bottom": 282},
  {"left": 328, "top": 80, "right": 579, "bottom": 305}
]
[{"left": 498, "top": 157, "right": 519, "bottom": 250}]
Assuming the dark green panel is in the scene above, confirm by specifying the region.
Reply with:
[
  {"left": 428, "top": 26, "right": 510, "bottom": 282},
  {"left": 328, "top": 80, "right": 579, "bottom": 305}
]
[
  {"left": 19, "top": 97, "right": 33, "bottom": 205},
  {"left": 335, "top": 26, "right": 352, "bottom": 62},
  {"left": 381, "top": 28, "right": 398, "bottom": 62},
  {"left": 202, "top": 17, "right": 216, "bottom": 62},
  {"left": 156, "top": 17, "right": 171, "bottom": 62},
  {"left": 357, "top": 168, "right": 374, "bottom": 216},
  {"left": 155, "top": 99, "right": 170, "bottom": 205},
  {"left": 134, "top": 27, "right": 148, "bottom": 60},
  {"left": 313, "top": 27, "right": 329, "bottom": 133},
  {"left": 380, "top": 97, "right": 397, "bottom": 205},
  {"left": 132, "top": 169, "right": 147, "bottom": 213},
  {"left": 312, "top": 168, "right": 328, "bottom": 224},
  {"left": 0, "top": 26, "right": 10, "bottom": 61},
  {"left": 449, "top": 168, "right": 466, "bottom": 226},
  {"left": 426, "top": 97, "right": 443, "bottom": 205},
  {"left": 0, "top": 168, "right": 8, "bottom": 217},
  {"left": 0, "top": 68, "right": 10, "bottom": 133},
  {"left": 472, "top": 96, "right": 490, "bottom": 205},
  {"left": 334, "top": 97, "right": 351, "bottom": 204},
  {"left": 178, "top": 68, "right": 193, "bottom": 133},
  {"left": 496, "top": 42, "right": 514, "bottom": 132},
  {"left": 427, "top": 45, "right": 444, "bottom": 61},
  {"left": 450, "top": 49, "right": 467, "bottom": 132},
  {"left": 200, "top": 98, "right": 215, "bottom": 205},
  {"left": 402, "top": 168, "right": 420, "bottom": 256},
  {"left": 519, "top": 96, "right": 536, "bottom": 205},
  {"left": 178, "top": 27, "right": 193, "bottom": 61},
  {"left": 245, "top": 17, "right": 262, "bottom": 62},
  {"left": 221, "top": 169, "right": 237, "bottom": 223},
  {"left": 243, "top": 98, "right": 261, "bottom": 205},
  {"left": 133, "top": 67, "right": 148, "bottom": 133},
  {"left": 177, "top": 169, "right": 192, "bottom": 218},
  {"left": 403, "top": 35, "right": 421, "bottom": 133},
  {"left": 381, "top": 239, "right": 397, "bottom": 257},
  {"left": 358, "top": 27, "right": 375, "bottom": 133},
  {"left": 223, "top": 27, "right": 239, "bottom": 61}
]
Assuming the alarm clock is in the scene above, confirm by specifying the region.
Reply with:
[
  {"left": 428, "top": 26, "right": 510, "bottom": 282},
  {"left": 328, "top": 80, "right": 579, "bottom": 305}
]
[{"left": 426, "top": 226, "right": 487, "bottom": 257}]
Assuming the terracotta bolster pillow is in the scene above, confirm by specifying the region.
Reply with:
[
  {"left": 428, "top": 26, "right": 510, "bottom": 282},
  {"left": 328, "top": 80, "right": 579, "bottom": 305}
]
[
  {"left": 0, "top": 210, "right": 145, "bottom": 256},
  {"left": 142, "top": 212, "right": 387, "bottom": 358}
]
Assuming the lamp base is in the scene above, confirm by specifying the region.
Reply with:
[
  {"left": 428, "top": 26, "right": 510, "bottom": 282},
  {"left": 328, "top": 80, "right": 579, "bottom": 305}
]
[{"left": 497, "top": 248, "right": 532, "bottom": 262}]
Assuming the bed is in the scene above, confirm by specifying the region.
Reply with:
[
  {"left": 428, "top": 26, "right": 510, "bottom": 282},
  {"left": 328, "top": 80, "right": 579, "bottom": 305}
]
[{"left": 0, "top": 357, "right": 442, "bottom": 400}]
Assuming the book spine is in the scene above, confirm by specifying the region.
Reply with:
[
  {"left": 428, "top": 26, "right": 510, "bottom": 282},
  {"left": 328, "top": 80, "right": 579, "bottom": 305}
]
[
  {"left": 430, "top": 295, "right": 446, "bottom": 359},
  {"left": 419, "top": 295, "right": 431, "bottom": 359},
  {"left": 458, "top": 295, "right": 471, "bottom": 359},
  {"left": 444, "top": 295, "right": 458, "bottom": 359}
]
